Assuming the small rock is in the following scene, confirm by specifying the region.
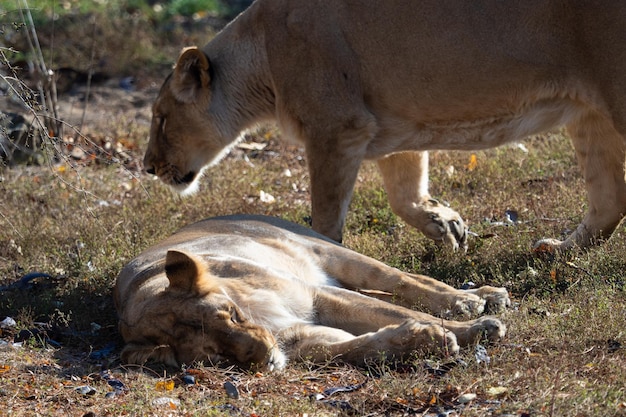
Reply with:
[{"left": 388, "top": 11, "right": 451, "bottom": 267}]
[
  {"left": 504, "top": 209, "right": 519, "bottom": 224},
  {"left": 224, "top": 381, "right": 239, "bottom": 399},
  {"left": 458, "top": 393, "right": 477, "bottom": 404},
  {"left": 475, "top": 344, "right": 491, "bottom": 364},
  {"left": 182, "top": 374, "right": 195, "bottom": 385},
  {"left": 152, "top": 397, "right": 180, "bottom": 407},
  {"left": 76, "top": 385, "right": 97, "bottom": 396},
  {"left": 70, "top": 147, "right": 86, "bottom": 160},
  {"left": 0, "top": 317, "right": 16, "bottom": 329},
  {"left": 259, "top": 190, "right": 275, "bottom": 203}
]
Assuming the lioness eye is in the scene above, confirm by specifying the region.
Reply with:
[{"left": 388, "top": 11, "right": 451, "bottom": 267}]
[
  {"left": 153, "top": 115, "right": 165, "bottom": 128},
  {"left": 229, "top": 307, "right": 240, "bottom": 324}
]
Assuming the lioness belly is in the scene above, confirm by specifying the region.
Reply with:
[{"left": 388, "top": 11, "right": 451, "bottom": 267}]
[{"left": 367, "top": 98, "right": 586, "bottom": 156}]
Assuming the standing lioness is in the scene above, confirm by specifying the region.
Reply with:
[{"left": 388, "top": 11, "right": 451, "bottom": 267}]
[
  {"left": 144, "top": 0, "right": 626, "bottom": 251},
  {"left": 115, "top": 215, "right": 509, "bottom": 369}
]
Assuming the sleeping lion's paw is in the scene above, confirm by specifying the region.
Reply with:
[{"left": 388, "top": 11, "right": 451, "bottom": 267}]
[
  {"left": 463, "top": 286, "right": 511, "bottom": 314},
  {"left": 468, "top": 317, "right": 507, "bottom": 344},
  {"left": 451, "top": 293, "right": 487, "bottom": 318},
  {"left": 266, "top": 347, "right": 287, "bottom": 372},
  {"left": 390, "top": 320, "right": 460, "bottom": 357}
]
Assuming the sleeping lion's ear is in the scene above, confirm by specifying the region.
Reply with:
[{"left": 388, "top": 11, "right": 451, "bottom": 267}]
[
  {"left": 165, "top": 249, "right": 213, "bottom": 293},
  {"left": 171, "top": 47, "right": 211, "bottom": 103}
]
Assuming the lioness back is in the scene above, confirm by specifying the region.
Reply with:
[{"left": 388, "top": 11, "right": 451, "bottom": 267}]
[{"left": 115, "top": 215, "right": 337, "bottom": 307}]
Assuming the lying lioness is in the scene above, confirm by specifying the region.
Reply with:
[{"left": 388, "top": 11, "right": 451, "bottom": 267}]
[
  {"left": 115, "top": 215, "right": 509, "bottom": 369},
  {"left": 143, "top": 0, "right": 626, "bottom": 251}
]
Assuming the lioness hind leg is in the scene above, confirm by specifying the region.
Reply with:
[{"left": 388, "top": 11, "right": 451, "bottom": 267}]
[
  {"left": 536, "top": 110, "right": 626, "bottom": 250},
  {"left": 377, "top": 151, "right": 468, "bottom": 251},
  {"left": 282, "top": 321, "right": 459, "bottom": 365}
]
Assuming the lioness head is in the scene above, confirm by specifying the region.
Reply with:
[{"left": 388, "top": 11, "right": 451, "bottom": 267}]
[
  {"left": 118, "top": 249, "right": 285, "bottom": 369},
  {"left": 144, "top": 48, "right": 232, "bottom": 195}
]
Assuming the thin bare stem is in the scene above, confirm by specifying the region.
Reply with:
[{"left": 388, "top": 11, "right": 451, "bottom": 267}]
[{"left": 76, "top": 16, "right": 98, "bottom": 137}]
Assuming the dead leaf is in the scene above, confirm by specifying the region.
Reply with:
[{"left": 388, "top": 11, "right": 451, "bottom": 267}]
[
  {"left": 467, "top": 154, "right": 478, "bottom": 171},
  {"left": 486, "top": 386, "right": 508, "bottom": 397},
  {"left": 155, "top": 380, "right": 174, "bottom": 391}
]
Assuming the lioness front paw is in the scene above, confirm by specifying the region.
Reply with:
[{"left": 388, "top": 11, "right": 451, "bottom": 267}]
[
  {"left": 464, "top": 286, "right": 511, "bottom": 314},
  {"left": 533, "top": 237, "right": 567, "bottom": 253},
  {"left": 420, "top": 199, "right": 468, "bottom": 251}
]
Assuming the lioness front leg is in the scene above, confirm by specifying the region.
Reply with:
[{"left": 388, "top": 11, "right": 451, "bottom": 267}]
[
  {"left": 377, "top": 151, "right": 468, "bottom": 251},
  {"left": 536, "top": 111, "right": 626, "bottom": 251},
  {"left": 304, "top": 119, "right": 376, "bottom": 242}
]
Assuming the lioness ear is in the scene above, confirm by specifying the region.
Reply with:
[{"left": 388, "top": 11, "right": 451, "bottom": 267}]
[
  {"left": 165, "top": 249, "right": 214, "bottom": 293},
  {"left": 171, "top": 47, "right": 211, "bottom": 103}
]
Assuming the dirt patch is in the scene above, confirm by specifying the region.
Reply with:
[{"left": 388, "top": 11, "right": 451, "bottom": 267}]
[
  {"left": 54, "top": 78, "right": 157, "bottom": 131},
  {"left": 1, "top": 71, "right": 159, "bottom": 168}
]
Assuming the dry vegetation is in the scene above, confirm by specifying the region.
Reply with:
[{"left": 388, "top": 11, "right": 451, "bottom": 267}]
[{"left": 1, "top": 2, "right": 626, "bottom": 416}]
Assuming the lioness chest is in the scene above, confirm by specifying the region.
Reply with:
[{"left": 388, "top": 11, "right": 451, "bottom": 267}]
[{"left": 210, "top": 242, "right": 332, "bottom": 332}]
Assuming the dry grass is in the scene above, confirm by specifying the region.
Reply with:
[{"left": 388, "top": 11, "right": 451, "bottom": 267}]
[{"left": 2, "top": 3, "right": 626, "bottom": 416}]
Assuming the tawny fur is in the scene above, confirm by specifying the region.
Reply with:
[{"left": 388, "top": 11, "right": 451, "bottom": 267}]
[
  {"left": 114, "top": 215, "right": 509, "bottom": 369},
  {"left": 143, "top": 0, "right": 626, "bottom": 251}
]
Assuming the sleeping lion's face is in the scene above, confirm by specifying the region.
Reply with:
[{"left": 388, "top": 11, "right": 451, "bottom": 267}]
[{"left": 119, "top": 289, "right": 285, "bottom": 369}]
